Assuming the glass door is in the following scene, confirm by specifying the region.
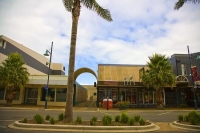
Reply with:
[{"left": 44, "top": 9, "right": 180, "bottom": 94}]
[{"left": 26, "top": 88, "right": 38, "bottom": 104}]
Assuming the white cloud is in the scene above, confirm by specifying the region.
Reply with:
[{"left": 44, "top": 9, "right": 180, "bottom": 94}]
[{"left": 0, "top": 0, "right": 199, "bottom": 84}]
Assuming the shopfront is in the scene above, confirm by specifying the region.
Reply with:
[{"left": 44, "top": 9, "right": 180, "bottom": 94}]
[{"left": 97, "top": 81, "right": 156, "bottom": 108}]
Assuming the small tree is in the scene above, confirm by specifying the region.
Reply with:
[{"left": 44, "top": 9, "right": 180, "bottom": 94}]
[
  {"left": 141, "top": 53, "right": 176, "bottom": 109},
  {"left": 0, "top": 52, "right": 29, "bottom": 106}
]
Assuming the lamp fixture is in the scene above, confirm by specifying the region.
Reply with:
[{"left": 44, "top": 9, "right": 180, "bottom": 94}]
[{"left": 44, "top": 50, "right": 50, "bottom": 56}]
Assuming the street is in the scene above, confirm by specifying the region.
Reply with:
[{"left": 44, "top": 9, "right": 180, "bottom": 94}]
[{"left": 0, "top": 107, "right": 200, "bottom": 133}]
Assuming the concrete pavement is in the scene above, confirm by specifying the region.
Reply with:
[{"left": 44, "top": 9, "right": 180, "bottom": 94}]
[{"left": 1, "top": 104, "right": 200, "bottom": 132}]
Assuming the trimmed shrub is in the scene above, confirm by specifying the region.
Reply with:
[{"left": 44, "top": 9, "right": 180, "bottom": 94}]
[
  {"left": 115, "top": 115, "right": 120, "bottom": 122},
  {"left": 34, "top": 114, "right": 44, "bottom": 124},
  {"left": 134, "top": 115, "right": 141, "bottom": 122},
  {"left": 102, "top": 115, "right": 112, "bottom": 126},
  {"left": 187, "top": 111, "right": 200, "bottom": 125},
  {"left": 50, "top": 117, "right": 55, "bottom": 124},
  {"left": 139, "top": 118, "right": 145, "bottom": 125},
  {"left": 90, "top": 119, "right": 95, "bottom": 125},
  {"left": 76, "top": 116, "right": 82, "bottom": 124},
  {"left": 184, "top": 115, "right": 189, "bottom": 122},
  {"left": 22, "top": 118, "right": 27, "bottom": 123},
  {"left": 91, "top": 116, "right": 97, "bottom": 122},
  {"left": 178, "top": 114, "right": 184, "bottom": 122},
  {"left": 120, "top": 112, "right": 129, "bottom": 123},
  {"left": 58, "top": 113, "right": 64, "bottom": 121},
  {"left": 89, "top": 116, "right": 97, "bottom": 125},
  {"left": 191, "top": 117, "right": 199, "bottom": 125},
  {"left": 128, "top": 117, "right": 135, "bottom": 126},
  {"left": 45, "top": 115, "right": 51, "bottom": 120}
]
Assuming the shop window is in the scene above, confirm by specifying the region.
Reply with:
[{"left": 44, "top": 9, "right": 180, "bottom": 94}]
[
  {"left": 139, "top": 91, "right": 144, "bottom": 104},
  {"left": 0, "top": 88, "right": 5, "bottom": 100},
  {"left": 181, "top": 64, "right": 187, "bottom": 76},
  {"left": 131, "top": 90, "right": 136, "bottom": 104},
  {"left": 119, "top": 88, "right": 136, "bottom": 104},
  {"left": 99, "top": 88, "right": 106, "bottom": 103},
  {"left": 41, "top": 88, "right": 55, "bottom": 101},
  {"left": 139, "top": 91, "right": 154, "bottom": 104},
  {"left": 56, "top": 88, "right": 66, "bottom": 102},
  {"left": 111, "top": 89, "right": 118, "bottom": 104},
  {"left": 105, "top": 89, "right": 112, "bottom": 99},
  {"left": 119, "top": 88, "right": 126, "bottom": 101},
  {"left": 126, "top": 89, "right": 131, "bottom": 102}
]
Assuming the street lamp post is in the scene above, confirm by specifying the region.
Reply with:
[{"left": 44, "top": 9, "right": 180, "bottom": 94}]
[
  {"left": 44, "top": 42, "right": 53, "bottom": 109},
  {"left": 187, "top": 45, "right": 197, "bottom": 110}
]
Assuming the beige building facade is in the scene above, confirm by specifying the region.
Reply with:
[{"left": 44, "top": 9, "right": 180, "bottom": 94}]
[{"left": 0, "top": 35, "right": 88, "bottom": 107}]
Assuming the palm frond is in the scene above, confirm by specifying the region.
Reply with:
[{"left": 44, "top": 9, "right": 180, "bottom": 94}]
[
  {"left": 81, "top": 0, "right": 112, "bottom": 21},
  {"left": 174, "top": 0, "right": 185, "bottom": 10},
  {"left": 63, "top": 0, "right": 74, "bottom": 12}
]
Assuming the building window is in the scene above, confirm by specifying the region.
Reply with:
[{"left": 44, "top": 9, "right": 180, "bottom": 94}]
[
  {"left": 41, "top": 88, "right": 55, "bottom": 101},
  {"left": 139, "top": 91, "right": 144, "bottom": 104},
  {"left": 0, "top": 88, "right": 5, "bottom": 100},
  {"left": 139, "top": 90, "right": 154, "bottom": 104},
  {"left": 181, "top": 64, "right": 187, "bottom": 76},
  {"left": 0, "top": 40, "right": 6, "bottom": 49},
  {"left": 111, "top": 88, "right": 118, "bottom": 104},
  {"left": 56, "top": 88, "right": 66, "bottom": 102},
  {"left": 56, "top": 88, "right": 67, "bottom": 102},
  {"left": 93, "top": 93, "right": 96, "bottom": 96}
]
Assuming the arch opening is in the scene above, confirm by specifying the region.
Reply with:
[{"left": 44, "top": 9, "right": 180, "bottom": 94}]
[
  {"left": 176, "top": 75, "right": 189, "bottom": 82},
  {"left": 74, "top": 67, "right": 97, "bottom": 82}
]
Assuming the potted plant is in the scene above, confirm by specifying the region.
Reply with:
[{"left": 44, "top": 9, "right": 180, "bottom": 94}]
[{"left": 115, "top": 101, "right": 130, "bottom": 110}]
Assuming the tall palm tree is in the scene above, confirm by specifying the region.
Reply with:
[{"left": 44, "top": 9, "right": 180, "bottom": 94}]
[
  {"left": 174, "top": 0, "right": 199, "bottom": 10},
  {"left": 0, "top": 52, "right": 29, "bottom": 106},
  {"left": 141, "top": 53, "right": 176, "bottom": 109},
  {"left": 62, "top": 0, "right": 112, "bottom": 123}
]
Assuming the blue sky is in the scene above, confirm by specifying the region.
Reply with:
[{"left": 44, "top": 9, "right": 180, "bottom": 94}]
[{"left": 0, "top": 0, "right": 200, "bottom": 85}]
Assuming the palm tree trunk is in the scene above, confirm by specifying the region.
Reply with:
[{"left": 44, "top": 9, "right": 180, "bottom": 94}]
[
  {"left": 155, "top": 88, "right": 164, "bottom": 110},
  {"left": 65, "top": 0, "right": 80, "bottom": 123}
]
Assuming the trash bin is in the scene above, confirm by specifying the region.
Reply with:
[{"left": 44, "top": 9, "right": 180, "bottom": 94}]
[{"left": 102, "top": 99, "right": 113, "bottom": 109}]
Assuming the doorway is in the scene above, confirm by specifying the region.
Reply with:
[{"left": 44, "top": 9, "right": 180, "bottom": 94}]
[{"left": 25, "top": 88, "right": 38, "bottom": 104}]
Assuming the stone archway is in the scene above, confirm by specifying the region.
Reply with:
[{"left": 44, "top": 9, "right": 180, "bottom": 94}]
[
  {"left": 74, "top": 67, "right": 97, "bottom": 81},
  {"left": 74, "top": 67, "right": 97, "bottom": 107}
]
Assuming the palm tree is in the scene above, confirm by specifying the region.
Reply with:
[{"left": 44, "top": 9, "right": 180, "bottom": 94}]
[
  {"left": 0, "top": 52, "right": 29, "bottom": 106},
  {"left": 174, "top": 0, "right": 199, "bottom": 10},
  {"left": 62, "top": 0, "right": 112, "bottom": 123},
  {"left": 141, "top": 53, "right": 176, "bottom": 109}
]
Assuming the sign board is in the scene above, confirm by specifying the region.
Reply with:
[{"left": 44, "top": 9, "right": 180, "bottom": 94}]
[
  {"left": 104, "top": 81, "right": 118, "bottom": 85},
  {"left": 45, "top": 85, "right": 48, "bottom": 90}
]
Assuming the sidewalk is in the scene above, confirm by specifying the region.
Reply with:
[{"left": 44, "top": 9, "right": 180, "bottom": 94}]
[{"left": 0, "top": 104, "right": 199, "bottom": 112}]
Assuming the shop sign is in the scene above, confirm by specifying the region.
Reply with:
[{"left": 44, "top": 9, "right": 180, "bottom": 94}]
[{"left": 104, "top": 81, "right": 118, "bottom": 85}]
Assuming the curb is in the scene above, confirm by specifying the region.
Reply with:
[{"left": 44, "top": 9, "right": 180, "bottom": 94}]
[
  {"left": 169, "top": 121, "right": 200, "bottom": 131},
  {"left": 9, "top": 120, "right": 160, "bottom": 132}
]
